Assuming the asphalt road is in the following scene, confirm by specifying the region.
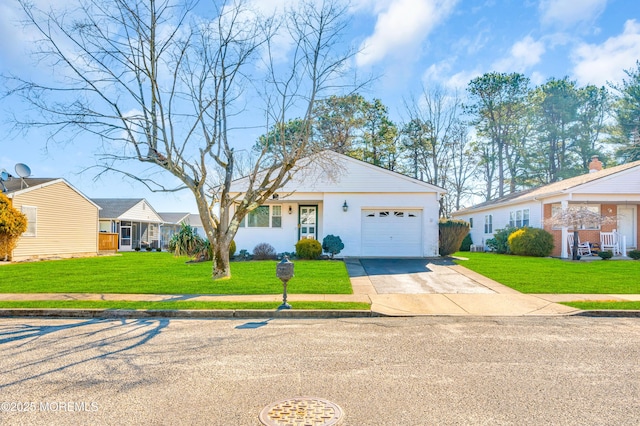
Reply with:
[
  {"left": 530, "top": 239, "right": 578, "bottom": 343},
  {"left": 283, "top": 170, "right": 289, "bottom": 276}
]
[{"left": 0, "top": 316, "right": 638, "bottom": 425}]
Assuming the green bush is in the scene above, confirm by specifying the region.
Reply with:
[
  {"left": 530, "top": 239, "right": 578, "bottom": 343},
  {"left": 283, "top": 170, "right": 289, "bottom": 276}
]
[
  {"left": 229, "top": 240, "right": 236, "bottom": 258},
  {"left": 438, "top": 219, "right": 470, "bottom": 256},
  {"left": 322, "top": 235, "right": 344, "bottom": 258},
  {"left": 295, "top": 239, "right": 322, "bottom": 260},
  {"left": 598, "top": 250, "right": 613, "bottom": 260},
  {"left": 507, "top": 227, "right": 554, "bottom": 257},
  {"left": 628, "top": 250, "right": 640, "bottom": 260},
  {"left": 169, "top": 223, "right": 207, "bottom": 258},
  {"left": 459, "top": 233, "right": 473, "bottom": 252},
  {"left": 486, "top": 226, "right": 517, "bottom": 254}
]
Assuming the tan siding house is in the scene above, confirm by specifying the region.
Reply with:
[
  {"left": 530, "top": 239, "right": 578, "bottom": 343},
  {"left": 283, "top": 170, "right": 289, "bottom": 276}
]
[{"left": 5, "top": 178, "right": 100, "bottom": 261}]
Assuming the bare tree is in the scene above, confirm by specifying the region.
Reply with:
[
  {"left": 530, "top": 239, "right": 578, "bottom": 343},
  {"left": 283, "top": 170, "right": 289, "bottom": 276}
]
[
  {"left": 403, "top": 85, "right": 462, "bottom": 215},
  {"left": 6, "top": 0, "right": 356, "bottom": 279}
]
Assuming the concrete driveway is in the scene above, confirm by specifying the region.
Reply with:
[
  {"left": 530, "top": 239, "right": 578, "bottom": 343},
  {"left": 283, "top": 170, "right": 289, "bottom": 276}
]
[
  {"left": 356, "top": 258, "right": 495, "bottom": 294},
  {"left": 345, "top": 258, "right": 577, "bottom": 316}
]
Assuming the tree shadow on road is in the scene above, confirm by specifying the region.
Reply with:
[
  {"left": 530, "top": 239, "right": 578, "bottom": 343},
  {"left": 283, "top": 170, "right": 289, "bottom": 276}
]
[{"left": 0, "top": 318, "right": 168, "bottom": 390}]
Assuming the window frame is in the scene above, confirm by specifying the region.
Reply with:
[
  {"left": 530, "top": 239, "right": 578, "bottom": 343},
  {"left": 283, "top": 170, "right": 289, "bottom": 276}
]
[
  {"left": 239, "top": 205, "right": 283, "bottom": 229},
  {"left": 21, "top": 205, "right": 37, "bottom": 237},
  {"left": 484, "top": 214, "right": 493, "bottom": 234}
]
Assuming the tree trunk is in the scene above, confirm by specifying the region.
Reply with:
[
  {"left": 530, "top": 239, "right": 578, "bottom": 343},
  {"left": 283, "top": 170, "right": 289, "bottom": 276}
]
[
  {"left": 572, "top": 230, "right": 579, "bottom": 261},
  {"left": 212, "top": 239, "right": 231, "bottom": 280}
]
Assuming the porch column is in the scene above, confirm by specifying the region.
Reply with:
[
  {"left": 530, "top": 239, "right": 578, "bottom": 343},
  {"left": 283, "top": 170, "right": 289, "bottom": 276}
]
[{"left": 560, "top": 200, "right": 569, "bottom": 259}]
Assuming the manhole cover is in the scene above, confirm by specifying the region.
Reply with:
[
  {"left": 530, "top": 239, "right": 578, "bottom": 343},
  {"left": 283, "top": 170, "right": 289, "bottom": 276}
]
[{"left": 259, "top": 397, "right": 343, "bottom": 426}]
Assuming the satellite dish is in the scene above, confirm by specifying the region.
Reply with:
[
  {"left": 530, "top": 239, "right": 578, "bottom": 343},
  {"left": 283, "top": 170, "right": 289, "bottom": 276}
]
[
  {"left": 15, "top": 163, "right": 31, "bottom": 178},
  {"left": 0, "top": 169, "right": 9, "bottom": 181}
]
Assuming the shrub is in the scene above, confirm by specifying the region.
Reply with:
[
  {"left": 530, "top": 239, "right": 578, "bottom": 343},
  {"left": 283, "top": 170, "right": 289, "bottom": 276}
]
[
  {"left": 0, "top": 193, "right": 28, "bottom": 261},
  {"left": 169, "top": 223, "right": 207, "bottom": 258},
  {"left": 322, "top": 235, "right": 344, "bottom": 258},
  {"left": 156, "top": 247, "right": 162, "bottom": 252},
  {"left": 507, "top": 227, "right": 554, "bottom": 257},
  {"left": 229, "top": 240, "right": 236, "bottom": 258},
  {"left": 598, "top": 250, "right": 613, "bottom": 260},
  {"left": 134, "top": 246, "right": 141, "bottom": 252},
  {"left": 253, "top": 242, "right": 277, "bottom": 260},
  {"left": 459, "top": 233, "right": 473, "bottom": 252},
  {"left": 295, "top": 239, "right": 322, "bottom": 260},
  {"left": 438, "top": 219, "right": 470, "bottom": 256},
  {"left": 628, "top": 250, "right": 640, "bottom": 260},
  {"left": 486, "top": 226, "right": 517, "bottom": 254},
  {"left": 238, "top": 249, "right": 250, "bottom": 260}
]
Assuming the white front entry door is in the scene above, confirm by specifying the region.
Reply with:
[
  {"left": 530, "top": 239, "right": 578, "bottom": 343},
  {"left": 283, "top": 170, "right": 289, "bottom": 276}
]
[
  {"left": 299, "top": 206, "right": 317, "bottom": 239},
  {"left": 617, "top": 205, "right": 637, "bottom": 249},
  {"left": 361, "top": 209, "right": 422, "bottom": 256}
]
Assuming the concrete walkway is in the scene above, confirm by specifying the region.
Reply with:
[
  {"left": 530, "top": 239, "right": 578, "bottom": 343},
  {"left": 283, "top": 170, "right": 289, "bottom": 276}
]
[{"left": 0, "top": 258, "right": 635, "bottom": 317}]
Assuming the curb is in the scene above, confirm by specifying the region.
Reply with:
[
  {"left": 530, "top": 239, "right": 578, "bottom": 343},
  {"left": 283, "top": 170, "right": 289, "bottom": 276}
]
[
  {"left": 0, "top": 309, "right": 380, "bottom": 319},
  {"left": 571, "top": 310, "right": 640, "bottom": 318}
]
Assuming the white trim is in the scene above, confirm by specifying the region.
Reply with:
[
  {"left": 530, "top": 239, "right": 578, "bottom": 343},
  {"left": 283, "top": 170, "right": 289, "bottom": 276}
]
[{"left": 8, "top": 179, "right": 102, "bottom": 210}]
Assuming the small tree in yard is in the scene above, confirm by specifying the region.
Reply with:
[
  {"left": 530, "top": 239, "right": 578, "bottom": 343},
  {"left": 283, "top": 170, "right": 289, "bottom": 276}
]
[
  {"left": 546, "top": 206, "right": 616, "bottom": 260},
  {"left": 322, "top": 235, "right": 344, "bottom": 259},
  {"left": 0, "top": 194, "right": 28, "bottom": 261},
  {"left": 439, "top": 219, "right": 470, "bottom": 256},
  {"left": 7, "top": 0, "right": 358, "bottom": 279}
]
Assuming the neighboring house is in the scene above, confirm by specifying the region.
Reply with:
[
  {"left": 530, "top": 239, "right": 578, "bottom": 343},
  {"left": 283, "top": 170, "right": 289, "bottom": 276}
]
[
  {"left": 3, "top": 178, "right": 100, "bottom": 261},
  {"left": 92, "top": 198, "right": 163, "bottom": 251},
  {"left": 158, "top": 212, "right": 204, "bottom": 249},
  {"left": 452, "top": 157, "right": 640, "bottom": 258},
  {"left": 229, "top": 151, "right": 445, "bottom": 257}
]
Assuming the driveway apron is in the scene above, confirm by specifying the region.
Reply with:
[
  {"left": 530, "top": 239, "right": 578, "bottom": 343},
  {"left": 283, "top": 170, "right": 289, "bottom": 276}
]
[{"left": 358, "top": 258, "right": 494, "bottom": 294}]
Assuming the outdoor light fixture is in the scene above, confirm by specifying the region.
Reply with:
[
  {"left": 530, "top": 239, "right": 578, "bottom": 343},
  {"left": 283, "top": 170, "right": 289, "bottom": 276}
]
[
  {"left": 342, "top": 201, "right": 348, "bottom": 212},
  {"left": 288, "top": 206, "right": 293, "bottom": 214}
]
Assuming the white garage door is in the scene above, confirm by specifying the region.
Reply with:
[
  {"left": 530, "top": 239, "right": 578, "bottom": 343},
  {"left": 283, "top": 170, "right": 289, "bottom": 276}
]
[{"left": 361, "top": 209, "right": 423, "bottom": 257}]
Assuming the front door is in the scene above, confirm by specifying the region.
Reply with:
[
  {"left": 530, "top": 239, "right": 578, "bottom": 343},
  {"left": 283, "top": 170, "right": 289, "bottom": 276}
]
[
  {"left": 617, "top": 205, "right": 637, "bottom": 249},
  {"left": 299, "top": 206, "right": 317, "bottom": 240}
]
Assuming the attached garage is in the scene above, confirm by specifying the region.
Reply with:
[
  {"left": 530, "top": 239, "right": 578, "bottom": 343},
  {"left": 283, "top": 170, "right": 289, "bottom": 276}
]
[
  {"left": 361, "top": 209, "right": 423, "bottom": 257},
  {"left": 230, "top": 151, "right": 445, "bottom": 257}
]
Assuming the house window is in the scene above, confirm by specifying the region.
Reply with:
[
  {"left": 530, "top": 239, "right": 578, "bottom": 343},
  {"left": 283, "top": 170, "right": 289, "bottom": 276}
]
[
  {"left": 248, "top": 206, "right": 270, "bottom": 227},
  {"left": 509, "top": 209, "right": 530, "bottom": 228},
  {"left": 484, "top": 214, "right": 493, "bottom": 234},
  {"left": 240, "top": 205, "right": 282, "bottom": 228},
  {"left": 272, "top": 206, "right": 282, "bottom": 228},
  {"left": 21, "top": 206, "right": 37, "bottom": 237}
]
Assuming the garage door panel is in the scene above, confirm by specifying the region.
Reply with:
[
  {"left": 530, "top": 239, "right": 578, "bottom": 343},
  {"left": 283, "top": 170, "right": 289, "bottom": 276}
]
[{"left": 362, "top": 209, "right": 422, "bottom": 257}]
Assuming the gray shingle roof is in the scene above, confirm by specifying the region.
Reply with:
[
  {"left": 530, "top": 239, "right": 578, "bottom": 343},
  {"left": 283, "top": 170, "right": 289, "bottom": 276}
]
[
  {"left": 455, "top": 160, "right": 640, "bottom": 214},
  {"left": 1, "top": 178, "right": 59, "bottom": 194},
  {"left": 91, "top": 198, "right": 145, "bottom": 219},
  {"left": 158, "top": 212, "right": 190, "bottom": 224}
]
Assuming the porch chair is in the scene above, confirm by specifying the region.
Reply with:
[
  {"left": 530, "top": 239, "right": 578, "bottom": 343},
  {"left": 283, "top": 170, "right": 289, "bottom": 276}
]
[
  {"left": 600, "top": 230, "right": 620, "bottom": 255},
  {"left": 567, "top": 234, "right": 592, "bottom": 256}
]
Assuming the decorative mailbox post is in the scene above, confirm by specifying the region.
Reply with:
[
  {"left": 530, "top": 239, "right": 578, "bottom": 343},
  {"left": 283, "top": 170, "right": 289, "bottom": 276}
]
[{"left": 276, "top": 256, "right": 294, "bottom": 310}]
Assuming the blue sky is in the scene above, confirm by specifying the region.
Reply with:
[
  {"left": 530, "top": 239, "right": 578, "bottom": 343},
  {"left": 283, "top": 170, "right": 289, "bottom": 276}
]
[{"left": 1, "top": 0, "right": 639, "bottom": 213}]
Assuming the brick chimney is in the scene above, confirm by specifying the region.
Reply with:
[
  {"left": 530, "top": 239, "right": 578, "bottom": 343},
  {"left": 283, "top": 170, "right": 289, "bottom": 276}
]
[{"left": 588, "top": 155, "right": 603, "bottom": 173}]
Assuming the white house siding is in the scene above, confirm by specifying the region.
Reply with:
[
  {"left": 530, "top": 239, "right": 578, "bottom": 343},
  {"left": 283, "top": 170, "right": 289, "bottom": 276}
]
[
  {"left": 456, "top": 201, "right": 543, "bottom": 250},
  {"left": 11, "top": 182, "right": 99, "bottom": 261},
  {"left": 120, "top": 201, "right": 163, "bottom": 223}
]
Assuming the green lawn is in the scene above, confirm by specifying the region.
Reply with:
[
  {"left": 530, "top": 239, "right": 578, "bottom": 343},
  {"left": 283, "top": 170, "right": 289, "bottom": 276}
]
[
  {"left": 454, "top": 252, "right": 640, "bottom": 294},
  {"left": 561, "top": 301, "right": 640, "bottom": 310},
  {"left": 0, "top": 300, "right": 370, "bottom": 310},
  {"left": 0, "top": 252, "right": 352, "bottom": 294}
]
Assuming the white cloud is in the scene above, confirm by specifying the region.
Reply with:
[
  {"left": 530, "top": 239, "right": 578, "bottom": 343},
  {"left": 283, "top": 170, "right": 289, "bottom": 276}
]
[
  {"left": 356, "top": 0, "right": 458, "bottom": 67},
  {"left": 422, "top": 60, "right": 481, "bottom": 90},
  {"left": 492, "top": 36, "right": 546, "bottom": 73},
  {"left": 539, "top": 0, "right": 607, "bottom": 28},
  {"left": 572, "top": 19, "right": 640, "bottom": 86}
]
